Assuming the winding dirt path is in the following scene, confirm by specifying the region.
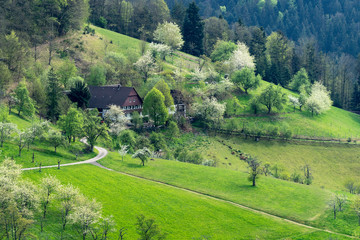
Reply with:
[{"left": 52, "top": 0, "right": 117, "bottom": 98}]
[{"left": 21, "top": 145, "right": 355, "bottom": 239}]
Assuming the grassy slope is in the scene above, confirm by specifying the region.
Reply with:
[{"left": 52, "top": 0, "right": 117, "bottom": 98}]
[
  {"left": 2, "top": 112, "right": 96, "bottom": 167},
  {"left": 223, "top": 137, "right": 360, "bottom": 190},
  {"left": 24, "top": 164, "right": 317, "bottom": 240},
  {"left": 99, "top": 152, "right": 331, "bottom": 222},
  {"left": 227, "top": 80, "right": 360, "bottom": 139}
]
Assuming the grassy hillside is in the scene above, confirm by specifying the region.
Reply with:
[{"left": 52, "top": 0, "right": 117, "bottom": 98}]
[
  {"left": 99, "top": 152, "right": 331, "bottom": 222},
  {"left": 24, "top": 164, "right": 319, "bottom": 240},
  {"left": 1, "top": 112, "right": 96, "bottom": 167},
  {"left": 224, "top": 80, "right": 360, "bottom": 140},
  {"left": 99, "top": 152, "right": 360, "bottom": 236}
]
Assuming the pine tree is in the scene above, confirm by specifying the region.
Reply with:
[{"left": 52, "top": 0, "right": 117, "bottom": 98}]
[
  {"left": 47, "top": 68, "right": 61, "bottom": 122},
  {"left": 182, "top": 2, "right": 204, "bottom": 57}
]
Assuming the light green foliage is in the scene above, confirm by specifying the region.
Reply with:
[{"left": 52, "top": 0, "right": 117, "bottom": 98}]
[
  {"left": 1, "top": 31, "right": 27, "bottom": 74},
  {"left": 0, "top": 104, "right": 8, "bottom": 123},
  {"left": 154, "top": 79, "right": 174, "bottom": 108},
  {"left": 226, "top": 96, "right": 242, "bottom": 116},
  {"left": 83, "top": 110, "right": 110, "bottom": 151},
  {"left": 57, "top": 59, "right": 77, "bottom": 89},
  {"left": 153, "top": 21, "right": 184, "bottom": 50},
  {"left": 14, "top": 81, "right": 35, "bottom": 117},
  {"left": 131, "top": 111, "right": 143, "bottom": 129},
  {"left": 143, "top": 88, "right": 168, "bottom": 126},
  {"left": 119, "top": 130, "right": 137, "bottom": 152},
  {"left": 132, "top": 147, "right": 152, "bottom": 166},
  {"left": 0, "top": 122, "right": 17, "bottom": 147},
  {"left": 257, "top": 85, "right": 287, "bottom": 114},
  {"left": 68, "top": 76, "right": 84, "bottom": 89},
  {"left": 149, "top": 132, "right": 167, "bottom": 152},
  {"left": 210, "top": 40, "right": 237, "bottom": 62},
  {"left": 58, "top": 107, "right": 83, "bottom": 143},
  {"left": 0, "top": 63, "right": 12, "bottom": 91},
  {"left": 47, "top": 130, "right": 66, "bottom": 152},
  {"left": 231, "top": 67, "right": 261, "bottom": 94},
  {"left": 289, "top": 68, "right": 310, "bottom": 92},
  {"left": 167, "top": 121, "right": 179, "bottom": 139},
  {"left": 352, "top": 196, "right": 360, "bottom": 226},
  {"left": 88, "top": 64, "right": 106, "bottom": 86}
]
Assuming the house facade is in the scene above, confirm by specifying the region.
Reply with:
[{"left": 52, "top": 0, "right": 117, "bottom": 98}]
[{"left": 88, "top": 85, "right": 143, "bottom": 118}]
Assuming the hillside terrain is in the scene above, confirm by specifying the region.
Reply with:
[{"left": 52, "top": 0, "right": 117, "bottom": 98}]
[{"left": 2, "top": 9, "right": 360, "bottom": 239}]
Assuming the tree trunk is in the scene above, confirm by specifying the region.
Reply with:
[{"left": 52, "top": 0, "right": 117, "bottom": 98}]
[
  {"left": 54, "top": 146, "right": 57, "bottom": 153},
  {"left": 252, "top": 176, "right": 256, "bottom": 187},
  {"left": 19, "top": 147, "right": 22, "bottom": 157}
]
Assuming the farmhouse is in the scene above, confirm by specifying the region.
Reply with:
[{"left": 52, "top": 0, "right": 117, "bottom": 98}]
[{"left": 88, "top": 85, "right": 143, "bottom": 118}]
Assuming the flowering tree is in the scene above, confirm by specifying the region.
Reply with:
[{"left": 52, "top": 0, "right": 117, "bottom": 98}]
[
  {"left": 153, "top": 21, "right": 184, "bottom": 51},
  {"left": 226, "top": 42, "right": 255, "bottom": 73},
  {"left": 306, "top": 82, "right": 332, "bottom": 116},
  {"left": 288, "top": 95, "right": 300, "bottom": 112},
  {"left": 118, "top": 145, "right": 129, "bottom": 161},
  {"left": 132, "top": 147, "right": 152, "bottom": 166},
  {"left": 148, "top": 43, "right": 171, "bottom": 60},
  {"left": 104, "top": 105, "right": 129, "bottom": 138},
  {"left": 192, "top": 97, "right": 225, "bottom": 127},
  {"left": 0, "top": 122, "right": 17, "bottom": 147},
  {"left": 134, "top": 52, "right": 157, "bottom": 82}
]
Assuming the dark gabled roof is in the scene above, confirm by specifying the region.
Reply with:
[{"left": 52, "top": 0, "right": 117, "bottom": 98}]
[{"left": 88, "top": 85, "right": 138, "bottom": 109}]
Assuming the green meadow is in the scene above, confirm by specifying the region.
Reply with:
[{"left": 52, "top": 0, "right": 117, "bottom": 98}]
[{"left": 23, "top": 164, "right": 320, "bottom": 240}]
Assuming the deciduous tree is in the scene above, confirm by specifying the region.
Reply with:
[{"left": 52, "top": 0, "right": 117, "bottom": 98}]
[
  {"left": 14, "top": 81, "right": 35, "bottom": 117},
  {"left": 58, "top": 107, "right": 84, "bottom": 143},
  {"left": 231, "top": 67, "right": 261, "bottom": 94},
  {"left": 143, "top": 88, "right": 168, "bottom": 126},
  {"left": 257, "top": 85, "right": 287, "bottom": 114},
  {"left": 83, "top": 110, "right": 110, "bottom": 151},
  {"left": 132, "top": 148, "right": 152, "bottom": 166},
  {"left": 153, "top": 22, "right": 184, "bottom": 51}
]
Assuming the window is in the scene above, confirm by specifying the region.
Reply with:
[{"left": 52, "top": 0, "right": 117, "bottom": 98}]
[{"left": 129, "top": 98, "right": 132, "bottom": 103}]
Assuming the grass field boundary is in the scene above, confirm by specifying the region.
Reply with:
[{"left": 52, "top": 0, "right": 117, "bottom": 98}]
[
  {"left": 92, "top": 161, "right": 355, "bottom": 239},
  {"left": 210, "top": 128, "right": 360, "bottom": 144}
]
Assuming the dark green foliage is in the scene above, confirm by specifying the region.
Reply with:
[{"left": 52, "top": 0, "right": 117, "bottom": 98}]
[
  {"left": 182, "top": 2, "right": 204, "bottom": 57},
  {"left": 257, "top": 85, "right": 287, "bottom": 114},
  {"left": 149, "top": 132, "right": 167, "bottom": 152},
  {"left": 46, "top": 68, "right": 61, "bottom": 122},
  {"left": 249, "top": 27, "right": 267, "bottom": 77},
  {"left": 68, "top": 81, "right": 91, "bottom": 109},
  {"left": 136, "top": 214, "right": 166, "bottom": 240},
  {"left": 119, "top": 130, "right": 137, "bottom": 152},
  {"left": 203, "top": 17, "right": 229, "bottom": 56}
]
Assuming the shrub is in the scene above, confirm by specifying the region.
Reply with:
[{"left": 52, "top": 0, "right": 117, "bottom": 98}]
[
  {"left": 280, "top": 172, "right": 290, "bottom": 181},
  {"left": 290, "top": 172, "right": 304, "bottom": 184}
]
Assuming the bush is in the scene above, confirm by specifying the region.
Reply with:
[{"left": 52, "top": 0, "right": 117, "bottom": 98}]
[
  {"left": 188, "top": 152, "right": 204, "bottom": 165},
  {"left": 280, "top": 172, "right": 290, "bottom": 181},
  {"left": 149, "top": 132, "right": 167, "bottom": 152},
  {"left": 283, "top": 129, "right": 293, "bottom": 140},
  {"left": 290, "top": 172, "right": 303, "bottom": 183},
  {"left": 202, "top": 159, "right": 217, "bottom": 167},
  {"left": 268, "top": 126, "right": 280, "bottom": 137}
]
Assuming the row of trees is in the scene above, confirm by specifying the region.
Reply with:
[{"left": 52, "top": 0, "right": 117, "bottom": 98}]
[{"left": 0, "top": 159, "right": 166, "bottom": 239}]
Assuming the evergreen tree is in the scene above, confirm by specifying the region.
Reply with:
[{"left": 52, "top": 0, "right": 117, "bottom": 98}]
[
  {"left": 46, "top": 68, "right": 61, "bottom": 122},
  {"left": 249, "top": 27, "right": 267, "bottom": 78},
  {"left": 182, "top": 2, "right": 204, "bottom": 57}
]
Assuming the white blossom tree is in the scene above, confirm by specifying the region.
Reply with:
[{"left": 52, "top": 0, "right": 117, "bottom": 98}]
[
  {"left": 0, "top": 122, "right": 17, "bottom": 147},
  {"left": 148, "top": 43, "right": 171, "bottom": 60},
  {"left": 39, "top": 175, "right": 61, "bottom": 231},
  {"left": 132, "top": 147, "right": 152, "bottom": 166},
  {"left": 306, "top": 82, "right": 332, "bottom": 116},
  {"left": 153, "top": 22, "right": 184, "bottom": 51},
  {"left": 288, "top": 95, "right": 300, "bottom": 112},
  {"left": 226, "top": 42, "right": 255, "bottom": 74},
  {"left": 134, "top": 52, "right": 157, "bottom": 82},
  {"left": 69, "top": 198, "right": 102, "bottom": 240},
  {"left": 104, "top": 105, "right": 130, "bottom": 138},
  {"left": 192, "top": 97, "right": 225, "bottom": 127},
  {"left": 118, "top": 145, "right": 129, "bottom": 161},
  {"left": 58, "top": 184, "right": 80, "bottom": 231}
]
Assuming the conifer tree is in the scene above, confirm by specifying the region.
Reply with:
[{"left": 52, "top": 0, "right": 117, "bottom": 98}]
[
  {"left": 47, "top": 68, "right": 61, "bottom": 122},
  {"left": 182, "top": 2, "right": 204, "bottom": 57}
]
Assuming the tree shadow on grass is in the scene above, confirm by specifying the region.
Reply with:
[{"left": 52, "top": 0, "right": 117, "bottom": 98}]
[{"left": 124, "top": 162, "right": 143, "bottom": 169}]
